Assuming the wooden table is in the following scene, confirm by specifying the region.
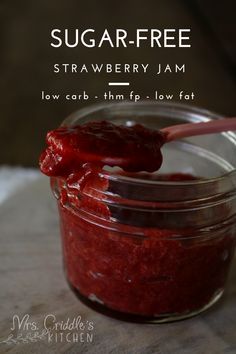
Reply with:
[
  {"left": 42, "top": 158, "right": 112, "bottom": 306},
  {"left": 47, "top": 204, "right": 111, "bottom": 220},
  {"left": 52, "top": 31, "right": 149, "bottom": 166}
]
[
  {"left": 0, "top": 176, "right": 236, "bottom": 354},
  {"left": 1, "top": 0, "right": 236, "bottom": 167}
]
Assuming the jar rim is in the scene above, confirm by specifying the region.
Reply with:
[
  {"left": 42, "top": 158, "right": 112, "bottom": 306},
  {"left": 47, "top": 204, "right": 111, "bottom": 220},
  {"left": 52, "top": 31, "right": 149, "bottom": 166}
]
[{"left": 62, "top": 100, "right": 236, "bottom": 192}]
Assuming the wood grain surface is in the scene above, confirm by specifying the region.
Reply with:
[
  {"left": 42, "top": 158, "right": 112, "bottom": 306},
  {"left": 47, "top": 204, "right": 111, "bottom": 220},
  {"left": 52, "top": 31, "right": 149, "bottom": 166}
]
[
  {"left": 0, "top": 177, "right": 236, "bottom": 354},
  {"left": 0, "top": 0, "right": 236, "bottom": 167}
]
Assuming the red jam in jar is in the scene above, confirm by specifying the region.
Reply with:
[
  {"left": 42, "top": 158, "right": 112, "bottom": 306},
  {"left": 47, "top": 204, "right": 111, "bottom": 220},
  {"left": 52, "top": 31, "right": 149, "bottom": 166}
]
[{"left": 40, "top": 102, "right": 236, "bottom": 322}]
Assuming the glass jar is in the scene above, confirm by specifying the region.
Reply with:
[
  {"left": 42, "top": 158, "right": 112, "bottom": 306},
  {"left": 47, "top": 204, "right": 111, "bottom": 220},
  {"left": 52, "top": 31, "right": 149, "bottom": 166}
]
[{"left": 51, "top": 101, "right": 236, "bottom": 323}]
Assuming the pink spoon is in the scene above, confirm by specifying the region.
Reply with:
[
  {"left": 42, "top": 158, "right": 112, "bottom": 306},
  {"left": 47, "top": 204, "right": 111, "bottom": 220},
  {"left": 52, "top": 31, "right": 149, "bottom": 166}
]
[{"left": 161, "top": 117, "right": 236, "bottom": 142}]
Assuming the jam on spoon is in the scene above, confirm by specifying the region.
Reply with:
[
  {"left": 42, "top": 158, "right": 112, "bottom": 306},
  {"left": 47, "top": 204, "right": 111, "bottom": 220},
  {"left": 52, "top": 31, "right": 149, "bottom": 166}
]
[
  {"left": 40, "top": 117, "right": 236, "bottom": 177},
  {"left": 39, "top": 120, "right": 166, "bottom": 176}
]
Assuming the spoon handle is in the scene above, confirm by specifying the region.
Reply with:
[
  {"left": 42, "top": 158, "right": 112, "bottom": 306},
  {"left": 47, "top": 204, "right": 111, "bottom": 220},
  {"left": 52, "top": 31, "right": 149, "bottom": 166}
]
[{"left": 162, "top": 117, "right": 236, "bottom": 142}]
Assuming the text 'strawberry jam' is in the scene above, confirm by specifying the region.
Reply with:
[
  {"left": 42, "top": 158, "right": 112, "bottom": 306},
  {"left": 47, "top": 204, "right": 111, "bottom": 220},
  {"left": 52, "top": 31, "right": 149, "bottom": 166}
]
[{"left": 41, "top": 102, "right": 236, "bottom": 322}]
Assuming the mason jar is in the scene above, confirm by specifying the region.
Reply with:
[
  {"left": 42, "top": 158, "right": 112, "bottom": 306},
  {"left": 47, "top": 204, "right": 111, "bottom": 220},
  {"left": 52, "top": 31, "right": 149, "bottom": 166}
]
[{"left": 51, "top": 101, "right": 236, "bottom": 323}]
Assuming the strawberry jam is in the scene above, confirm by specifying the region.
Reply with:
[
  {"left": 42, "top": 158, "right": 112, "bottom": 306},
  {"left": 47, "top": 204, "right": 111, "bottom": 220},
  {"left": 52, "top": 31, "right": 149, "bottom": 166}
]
[
  {"left": 40, "top": 119, "right": 236, "bottom": 322},
  {"left": 40, "top": 120, "right": 166, "bottom": 176}
]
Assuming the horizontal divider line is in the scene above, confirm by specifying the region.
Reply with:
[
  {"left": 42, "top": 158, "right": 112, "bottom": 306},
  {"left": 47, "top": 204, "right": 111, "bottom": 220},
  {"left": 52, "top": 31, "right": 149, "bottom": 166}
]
[{"left": 108, "top": 82, "right": 130, "bottom": 86}]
